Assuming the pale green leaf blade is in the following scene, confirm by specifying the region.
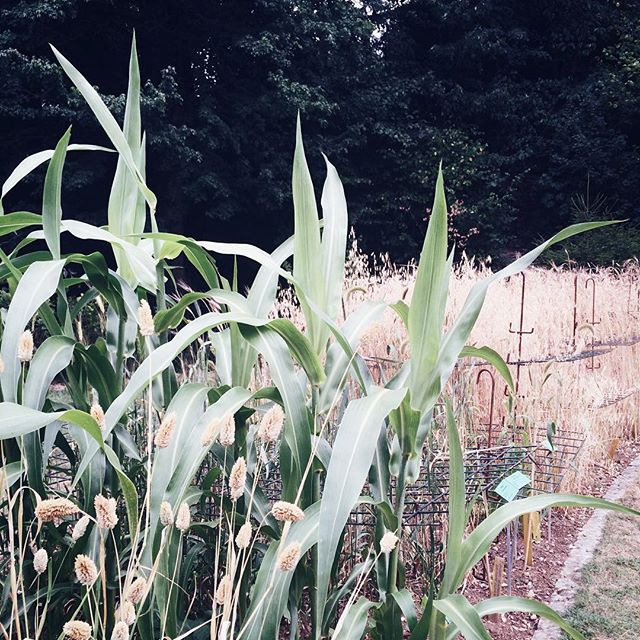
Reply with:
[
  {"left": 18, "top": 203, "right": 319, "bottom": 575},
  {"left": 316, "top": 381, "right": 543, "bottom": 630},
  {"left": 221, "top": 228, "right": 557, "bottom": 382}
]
[
  {"left": 0, "top": 212, "right": 42, "bottom": 236},
  {"left": 433, "top": 594, "right": 492, "bottom": 640},
  {"left": 241, "top": 503, "right": 320, "bottom": 640},
  {"left": 240, "top": 325, "right": 313, "bottom": 501},
  {"left": 74, "top": 309, "right": 269, "bottom": 480},
  {"left": 333, "top": 597, "right": 375, "bottom": 640},
  {"left": 267, "top": 318, "right": 326, "bottom": 385},
  {"left": 430, "top": 221, "right": 621, "bottom": 398},
  {"left": 319, "top": 300, "right": 387, "bottom": 413},
  {"left": 443, "top": 596, "right": 584, "bottom": 640},
  {"left": 0, "top": 259, "right": 65, "bottom": 402},
  {"left": 51, "top": 45, "right": 156, "bottom": 212},
  {"left": 407, "top": 166, "right": 449, "bottom": 411},
  {"left": 320, "top": 154, "right": 348, "bottom": 323},
  {"left": 455, "top": 493, "right": 640, "bottom": 588},
  {"left": 24, "top": 336, "right": 76, "bottom": 410},
  {"left": 460, "top": 345, "right": 514, "bottom": 393},
  {"left": 1, "top": 144, "right": 113, "bottom": 206},
  {"left": 104, "top": 444, "right": 139, "bottom": 538},
  {"left": 316, "top": 386, "right": 406, "bottom": 624},
  {"left": 42, "top": 128, "right": 71, "bottom": 259},
  {"left": 440, "top": 398, "right": 466, "bottom": 595},
  {"left": 0, "top": 403, "right": 102, "bottom": 447},
  {"left": 292, "top": 115, "right": 325, "bottom": 350}
]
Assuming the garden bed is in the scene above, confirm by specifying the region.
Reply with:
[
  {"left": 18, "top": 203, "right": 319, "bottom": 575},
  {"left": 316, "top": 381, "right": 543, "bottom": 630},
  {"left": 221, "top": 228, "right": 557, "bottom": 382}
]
[{"left": 465, "top": 441, "right": 640, "bottom": 640}]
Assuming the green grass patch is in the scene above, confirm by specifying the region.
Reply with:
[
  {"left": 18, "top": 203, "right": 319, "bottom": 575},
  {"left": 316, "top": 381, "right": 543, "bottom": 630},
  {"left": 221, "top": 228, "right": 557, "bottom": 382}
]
[{"left": 562, "top": 481, "right": 640, "bottom": 639}]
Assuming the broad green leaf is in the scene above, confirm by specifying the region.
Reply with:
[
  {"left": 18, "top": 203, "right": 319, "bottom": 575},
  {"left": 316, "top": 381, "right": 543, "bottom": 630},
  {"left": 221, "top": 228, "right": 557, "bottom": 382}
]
[
  {"left": 439, "top": 399, "right": 466, "bottom": 596},
  {"left": 22, "top": 335, "right": 76, "bottom": 496},
  {"left": 145, "top": 232, "right": 366, "bottom": 389},
  {"left": 292, "top": 115, "right": 325, "bottom": 352},
  {"left": 0, "top": 212, "right": 42, "bottom": 236},
  {"left": 241, "top": 503, "right": 320, "bottom": 640},
  {"left": 247, "top": 236, "right": 294, "bottom": 317},
  {"left": 316, "top": 386, "right": 406, "bottom": 627},
  {"left": 0, "top": 461, "right": 23, "bottom": 493},
  {"left": 452, "top": 493, "right": 640, "bottom": 590},
  {"left": 0, "top": 144, "right": 113, "bottom": 210},
  {"left": 389, "top": 393, "right": 421, "bottom": 455},
  {"left": 427, "top": 221, "right": 620, "bottom": 405},
  {"left": 332, "top": 597, "right": 375, "bottom": 640},
  {"left": 154, "top": 292, "right": 211, "bottom": 332},
  {"left": 391, "top": 589, "right": 418, "bottom": 631},
  {"left": 51, "top": 45, "right": 156, "bottom": 212},
  {"left": 320, "top": 154, "right": 348, "bottom": 324},
  {"left": 42, "top": 128, "right": 71, "bottom": 259},
  {"left": 444, "top": 596, "right": 584, "bottom": 640},
  {"left": 0, "top": 259, "right": 65, "bottom": 401},
  {"left": 241, "top": 325, "right": 313, "bottom": 503},
  {"left": 108, "top": 35, "right": 147, "bottom": 284},
  {"left": 38, "top": 220, "right": 156, "bottom": 291},
  {"left": 74, "top": 309, "right": 270, "bottom": 480},
  {"left": 433, "top": 594, "right": 492, "bottom": 640},
  {"left": 323, "top": 558, "right": 374, "bottom": 635},
  {"left": 104, "top": 444, "right": 139, "bottom": 538},
  {"left": 267, "top": 318, "right": 326, "bottom": 385},
  {"left": 460, "top": 345, "right": 514, "bottom": 393},
  {"left": 319, "top": 300, "right": 387, "bottom": 413},
  {"left": 164, "top": 387, "right": 251, "bottom": 507},
  {"left": 407, "top": 167, "right": 449, "bottom": 411},
  {"left": 24, "top": 336, "right": 76, "bottom": 410},
  {"left": 0, "top": 403, "right": 102, "bottom": 447},
  {"left": 142, "top": 383, "right": 209, "bottom": 564}
]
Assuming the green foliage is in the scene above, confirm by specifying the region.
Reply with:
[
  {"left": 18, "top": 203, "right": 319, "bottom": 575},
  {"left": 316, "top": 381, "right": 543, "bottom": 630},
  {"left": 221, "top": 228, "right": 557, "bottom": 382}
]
[{"left": 2, "top": 1, "right": 640, "bottom": 264}]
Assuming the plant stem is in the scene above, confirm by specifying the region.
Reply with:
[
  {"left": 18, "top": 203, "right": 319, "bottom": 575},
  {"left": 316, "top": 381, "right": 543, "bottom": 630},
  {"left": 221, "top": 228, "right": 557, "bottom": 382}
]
[
  {"left": 155, "top": 259, "right": 172, "bottom": 403},
  {"left": 388, "top": 454, "right": 409, "bottom": 593},
  {"left": 115, "top": 315, "right": 126, "bottom": 389}
]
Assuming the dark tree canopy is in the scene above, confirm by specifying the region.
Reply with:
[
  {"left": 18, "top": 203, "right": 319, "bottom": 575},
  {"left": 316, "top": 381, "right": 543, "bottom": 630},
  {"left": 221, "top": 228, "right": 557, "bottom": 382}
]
[{"left": 1, "top": 0, "right": 639, "bottom": 266}]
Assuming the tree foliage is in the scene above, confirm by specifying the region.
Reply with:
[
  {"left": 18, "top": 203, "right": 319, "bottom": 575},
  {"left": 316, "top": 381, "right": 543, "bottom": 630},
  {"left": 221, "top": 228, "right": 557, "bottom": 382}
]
[{"left": 1, "top": 0, "right": 640, "bottom": 265}]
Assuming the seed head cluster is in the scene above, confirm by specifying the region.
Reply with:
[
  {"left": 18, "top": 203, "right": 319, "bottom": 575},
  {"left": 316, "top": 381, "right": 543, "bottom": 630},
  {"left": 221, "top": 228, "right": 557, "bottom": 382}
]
[
  {"left": 200, "top": 416, "right": 220, "bottom": 448},
  {"left": 277, "top": 541, "right": 301, "bottom": 572},
  {"left": 62, "top": 620, "right": 92, "bottom": 640},
  {"left": 35, "top": 497, "right": 79, "bottom": 523},
  {"left": 229, "top": 457, "right": 246, "bottom": 502},
  {"left": 94, "top": 494, "right": 118, "bottom": 530},
  {"left": 137, "top": 299, "right": 155, "bottom": 336},
  {"left": 111, "top": 621, "right": 129, "bottom": 640},
  {"left": 74, "top": 554, "right": 98, "bottom": 586},
  {"left": 90, "top": 403, "right": 106, "bottom": 432},
  {"left": 379, "top": 531, "right": 399, "bottom": 554},
  {"left": 160, "top": 501, "right": 174, "bottom": 526},
  {"left": 235, "top": 522, "right": 252, "bottom": 549},
  {"left": 125, "top": 577, "right": 146, "bottom": 604},
  {"left": 18, "top": 329, "right": 34, "bottom": 362},
  {"left": 176, "top": 502, "right": 191, "bottom": 532},
  {"left": 33, "top": 548, "right": 48, "bottom": 575},
  {"left": 257, "top": 405, "right": 284, "bottom": 443},
  {"left": 215, "top": 574, "right": 231, "bottom": 605},
  {"left": 72, "top": 515, "right": 90, "bottom": 541},
  {"left": 271, "top": 500, "right": 304, "bottom": 522},
  {"left": 116, "top": 599, "right": 136, "bottom": 626},
  {"left": 218, "top": 413, "right": 236, "bottom": 447},
  {"left": 154, "top": 411, "right": 177, "bottom": 449}
]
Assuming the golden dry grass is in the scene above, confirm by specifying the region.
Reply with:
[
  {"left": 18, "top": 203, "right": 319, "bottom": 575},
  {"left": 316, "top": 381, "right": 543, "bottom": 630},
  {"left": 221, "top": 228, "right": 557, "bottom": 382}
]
[{"left": 276, "top": 239, "right": 640, "bottom": 491}]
